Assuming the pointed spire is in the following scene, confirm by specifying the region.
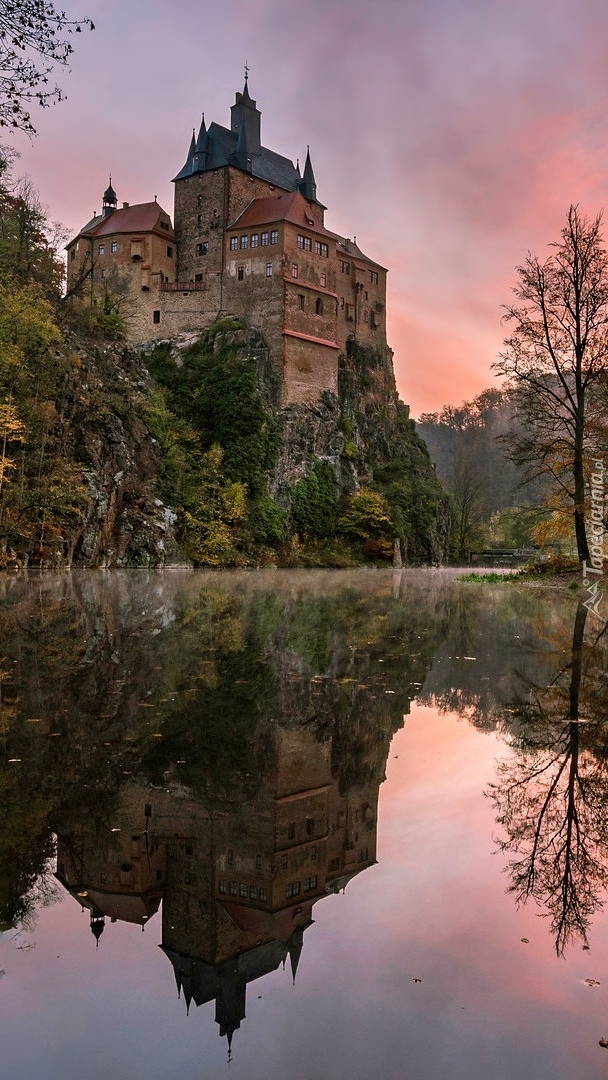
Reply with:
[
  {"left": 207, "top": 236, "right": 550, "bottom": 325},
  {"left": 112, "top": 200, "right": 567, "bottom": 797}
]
[
  {"left": 193, "top": 114, "right": 209, "bottom": 172},
  {"left": 299, "top": 147, "right": 317, "bottom": 202},
  {"left": 242, "top": 61, "right": 252, "bottom": 101},
  {"left": 195, "top": 114, "right": 208, "bottom": 154},
  {"left": 102, "top": 176, "right": 117, "bottom": 217},
  {"left": 173, "top": 129, "right": 197, "bottom": 181},
  {"left": 90, "top": 909, "right": 105, "bottom": 946}
]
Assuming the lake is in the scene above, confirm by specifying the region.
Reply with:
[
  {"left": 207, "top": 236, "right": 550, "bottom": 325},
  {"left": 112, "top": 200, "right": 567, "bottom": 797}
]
[{"left": 0, "top": 568, "right": 607, "bottom": 1080}]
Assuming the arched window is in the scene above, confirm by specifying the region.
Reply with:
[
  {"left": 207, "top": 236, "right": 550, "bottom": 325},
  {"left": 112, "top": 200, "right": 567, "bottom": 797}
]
[{"left": 315, "top": 297, "right": 323, "bottom": 316}]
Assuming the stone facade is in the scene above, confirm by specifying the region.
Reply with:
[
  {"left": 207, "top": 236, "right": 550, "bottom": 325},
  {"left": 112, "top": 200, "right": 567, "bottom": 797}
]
[{"left": 66, "top": 78, "right": 391, "bottom": 407}]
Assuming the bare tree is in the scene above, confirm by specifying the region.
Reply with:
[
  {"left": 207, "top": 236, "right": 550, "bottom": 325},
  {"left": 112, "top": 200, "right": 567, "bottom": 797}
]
[
  {"left": 0, "top": 2, "right": 93, "bottom": 135},
  {"left": 489, "top": 603, "right": 608, "bottom": 954},
  {"left": 495, "top": 206, "right": 608, "bottom": 562}
]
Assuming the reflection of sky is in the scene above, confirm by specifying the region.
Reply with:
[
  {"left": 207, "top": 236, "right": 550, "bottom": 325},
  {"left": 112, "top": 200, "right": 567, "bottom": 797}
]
[
  {"left": 13, "top": 0, "right": 608, "bottom": 414},
  {"left": 3, "top": 704, "right": 608, "bottom": 1079}
]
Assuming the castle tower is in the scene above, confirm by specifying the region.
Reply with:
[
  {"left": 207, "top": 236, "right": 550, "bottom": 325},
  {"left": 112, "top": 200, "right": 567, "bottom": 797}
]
[{"left": 230, "top": 73, "right": 261, "bottom": 156}]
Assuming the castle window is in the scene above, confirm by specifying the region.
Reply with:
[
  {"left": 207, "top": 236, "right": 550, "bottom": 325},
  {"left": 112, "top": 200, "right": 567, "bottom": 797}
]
[
  {"left": 320, "top": 272, "right": 326, "bottom": 288},
  {"left": 195, "top": 273, "right": 203, "bottom": 283},
  {"left": 249, "top": 885, "right": 258, "bottom": 900},
  {"left": 281, "top": 854, "right": 288, "bottom": 870},
  {"left": 237, "top": 265, "right": 244, "bottom": 280},
  {"left": 288, "top": 823, "right": 296, "bottom": 839},
  {"left": 297, "top": 235, "right": 312, "bottom": 251},
  {"left": 298, "top": 294, "right": 305, "bottom": 310},
  {"left": 229, "top": 881, "right": 237, "bottom": 895},
  {"left": 315, "top": 298, "right": 323, "bottom": 316},
  {"left": 329, "top": 857, "right": 340, "bottom": 872},
  {"left": 285, "top": 881, "right": 301, "bottom": 898},
  {"left": 227, "top": 850, "right": 234, "bottom": 865},
  {"left": 306, "top": 818, "right": 314, "bottom": 835},
  {"left": 166, "top": 246, "right": 173, "bottom": 258},
  {"left": 98, "top": 243, "right": 105, "bottom": 255},
  {"left": 240, "top": 883, "right": 248, "bottom": 898},
  {"left": 339, "top": 260, "right": 350, "bottom": 274},
  {"left": 368, "top": 270, "right": 379, "bottom": 284},
  {"left": 250, "top": 233, "right": 259, "bottom": 247},
  {"left": 230, "top": 237, "right": 238, "bottom": 251},
  {"left": 202, "top": 241, "right": 209, "bottom": 254},
  {"left": 197, "top": 214, "right": 202, "bottom": 228},
  {"left": 346, "top": 303, "right": 354, "bottom": 321},
  {"left": 270, "top": 230, "right": 279, "bottom": 244},
  {"left": 195, "top": 243, "right": 205, "bottom": 256},
  {"left": 304, "top": 875, "right": 318, "bottom": 891},
  {"left": 101, "top": 269, "right": 106, "bottom": 279},
  {"left": 266, "top": 262, "right": 273, "bottom": 277},
  {"left": 153, "top": 310, "right": 161, "bottom": 324},
  {"left": 371, "top": 312, "right": 378, "bottom": 329},
  {"left": 219, "top": 880, "right": 227, "bottom": 894},
  {"left": 256, "top": 854, "right": 262, "bottom": 869},
  {"left": 160, "top": 219, "right": 170, "bottom": 231},
  {"left": 240, "top": 235, "right": 248, "bottom": 249},
  {"left": 111, "top": 241, "right": 118, "bottom": 253},
  {"left": 261, "top": 231, "right": 269, "bottom": 246},
  {"left": 315, "top": 241, "right": 329, "bottom": 257},
  {"left": 291, "top": 263, "right": 298, "bottom": 278},
  {"left": 364, "top": 309, "right": 368, "bottom": 323},
  {"left": 259, "top": 887, "right": 268, "bottom": 901}
]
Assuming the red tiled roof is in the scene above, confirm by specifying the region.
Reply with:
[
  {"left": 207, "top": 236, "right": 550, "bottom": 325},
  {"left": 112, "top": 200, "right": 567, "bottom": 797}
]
[
  {"left": 73, "top": 202, "right": 173, "bottom": 243},
  {"left": 229, "top": 191, "right": 333, "bottom": 237}
]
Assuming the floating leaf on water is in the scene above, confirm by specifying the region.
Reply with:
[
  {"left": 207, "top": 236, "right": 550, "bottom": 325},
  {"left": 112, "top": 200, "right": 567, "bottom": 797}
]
[
  {"left": 599, "top": 1039, "right": 608, "bottom": 1049},
  {"left": 521, "top": 938, "right": 529, "bottom": 944},
  {"left": 584, "top": 979, "right": 601, "bottom": 987},
  {"left": 412, "top": 977, "right": 422, "bottom": 983}
]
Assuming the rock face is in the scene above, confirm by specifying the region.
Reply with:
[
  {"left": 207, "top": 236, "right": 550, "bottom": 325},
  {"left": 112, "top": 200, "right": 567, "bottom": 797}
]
[
  {"left": 60, "top": 339, "right": 179, "bottom": 567},
  {"left": 12, "top": 325, "right": 448, "bottom": 568},
  {"left": 269, "top": 337, "right": 450, "bottom": 563}
]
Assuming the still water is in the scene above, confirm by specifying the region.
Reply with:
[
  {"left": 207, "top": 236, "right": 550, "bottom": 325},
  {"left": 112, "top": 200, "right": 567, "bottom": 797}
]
[{"left": 0, "top": 568, "right": 607, "bottom": 1080}]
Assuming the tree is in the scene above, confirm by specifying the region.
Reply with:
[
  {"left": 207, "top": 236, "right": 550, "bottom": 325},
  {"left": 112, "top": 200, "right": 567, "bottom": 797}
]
[
  {"left": 495, "top": 206, "right": 608, "bottom": 563},
  {"left": 0, "top": 1, "right": 93, "bottom": 135}
]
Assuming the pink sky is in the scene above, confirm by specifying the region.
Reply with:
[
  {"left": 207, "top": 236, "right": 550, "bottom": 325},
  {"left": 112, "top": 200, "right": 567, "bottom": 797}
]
[{"left": 13, "top": 0, "right": 608, "bottom": 415}]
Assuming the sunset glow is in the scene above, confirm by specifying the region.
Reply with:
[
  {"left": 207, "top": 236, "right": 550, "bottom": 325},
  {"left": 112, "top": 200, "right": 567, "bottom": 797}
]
[{"left": 14, "top": 0, "right": 608, "bottom": 414}]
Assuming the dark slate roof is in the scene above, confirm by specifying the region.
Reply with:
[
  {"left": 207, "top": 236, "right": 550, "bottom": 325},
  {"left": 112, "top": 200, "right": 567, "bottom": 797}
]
[{"left": 173, "top": 120, "right": 301, "bottom": 192}]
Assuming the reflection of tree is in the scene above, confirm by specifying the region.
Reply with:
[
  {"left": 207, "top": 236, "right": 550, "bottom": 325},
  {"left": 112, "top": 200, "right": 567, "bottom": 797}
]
[{"left": 490, "top": 603, "right": 608, "bottom": 954}]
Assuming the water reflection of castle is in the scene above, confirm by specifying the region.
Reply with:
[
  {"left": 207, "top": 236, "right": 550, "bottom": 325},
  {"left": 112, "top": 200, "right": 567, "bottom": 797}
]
[{"left": 56, "top": 722, "right": 382, "bottom": 1052}]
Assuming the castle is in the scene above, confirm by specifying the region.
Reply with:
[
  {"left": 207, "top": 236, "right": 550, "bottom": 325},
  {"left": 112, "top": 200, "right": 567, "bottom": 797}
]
[{"left": 66, "top": 74, "right": 390, "bottom": 407}]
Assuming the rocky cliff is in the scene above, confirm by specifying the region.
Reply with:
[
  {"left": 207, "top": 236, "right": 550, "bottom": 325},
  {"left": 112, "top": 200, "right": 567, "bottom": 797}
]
[{"left": 1, "top": 322, "right": 449, "bottom": 568}]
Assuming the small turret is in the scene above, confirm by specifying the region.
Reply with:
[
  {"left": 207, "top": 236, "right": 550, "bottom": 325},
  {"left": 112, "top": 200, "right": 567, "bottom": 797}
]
[
  {"left": 102, "top": 177, "right": 117, "bottom": 217},
  {"left": 193, "top": 115, "right": 209, "bottom": 172},
  {"left": 299, "top": 148, "right": 317, "bottom": 203}
]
